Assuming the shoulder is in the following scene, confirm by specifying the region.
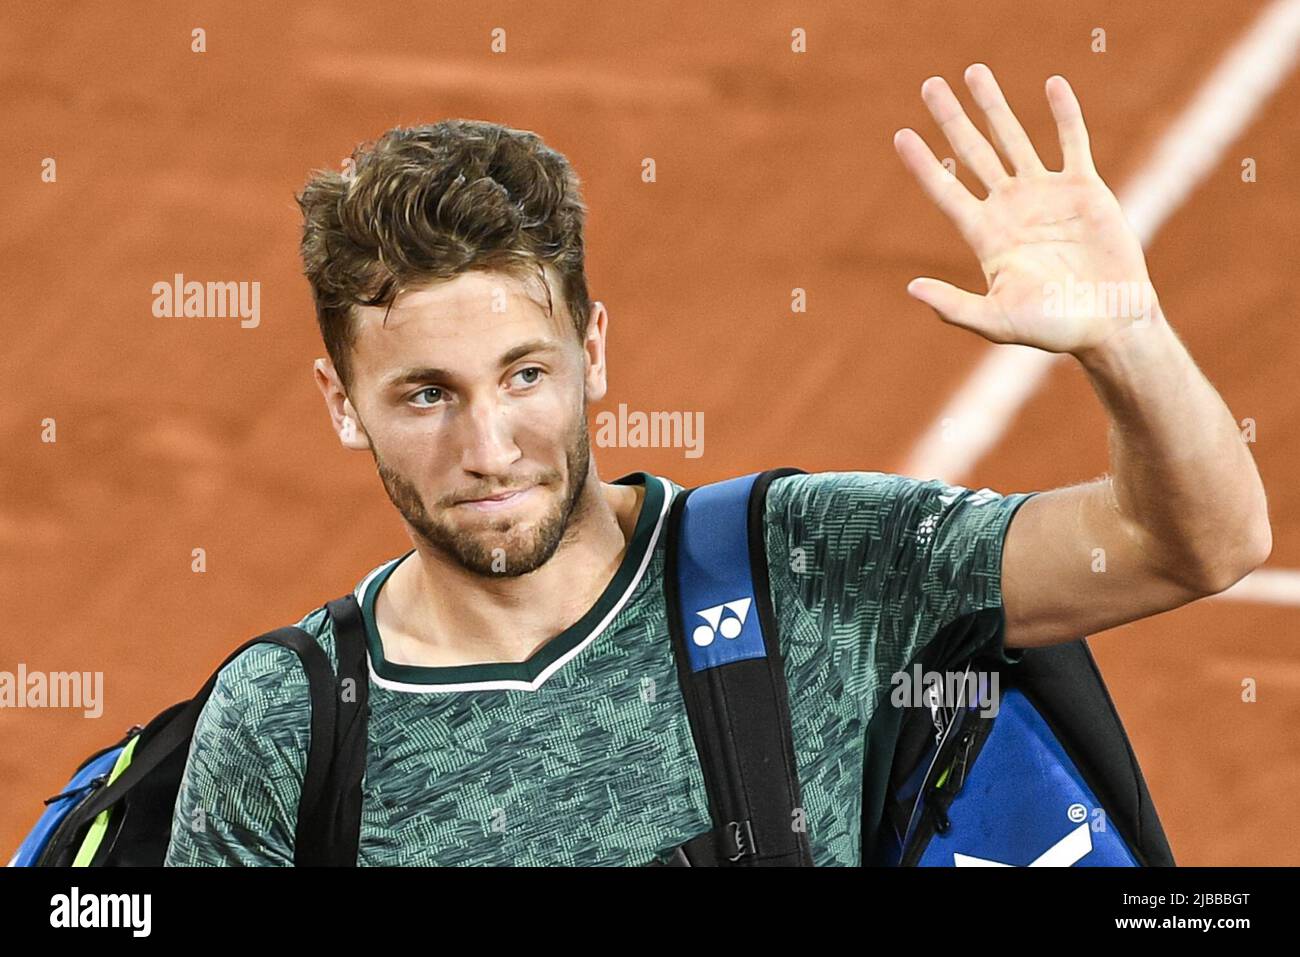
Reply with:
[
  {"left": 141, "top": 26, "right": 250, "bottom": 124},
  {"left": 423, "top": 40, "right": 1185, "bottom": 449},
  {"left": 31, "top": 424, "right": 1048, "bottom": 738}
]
[
  {"left": 763, "top": 469, "right": 928, "bottom": 543},
  {"left": 662, "top": 469, "right": 908, "bottom": 515},
  {"left": 658, "top": 469, "right": 913, "bottom": 551},
  {"left": 206, "top": 550, "right": 405, "bottom": 708},
  {"left": 198, "top": 602, "right": 343, "bottom": 747},
  {"left": 765, "top": 469, "right": 912, "bottom": 513},
  {"left": 217, "top": 606, "right": 332, "bottom": 687},
  {"left": 764, "top": 469, "right": 1030, "bottom": 526}
]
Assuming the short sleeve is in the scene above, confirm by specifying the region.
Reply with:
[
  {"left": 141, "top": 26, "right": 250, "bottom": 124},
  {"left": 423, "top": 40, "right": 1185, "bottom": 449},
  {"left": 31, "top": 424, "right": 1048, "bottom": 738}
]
[
  {"left": 164, "top": 642, "right": 312, "bottom": 867},
  {"left": 765, "top": 470, "right": 1038, "bottom": 693}
]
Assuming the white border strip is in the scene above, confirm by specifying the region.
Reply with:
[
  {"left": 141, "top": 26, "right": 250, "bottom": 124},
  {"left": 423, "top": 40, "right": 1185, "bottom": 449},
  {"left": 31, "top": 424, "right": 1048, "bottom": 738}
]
[{"left": 901, "top": 0, "right": 1300, "bottom": 484}]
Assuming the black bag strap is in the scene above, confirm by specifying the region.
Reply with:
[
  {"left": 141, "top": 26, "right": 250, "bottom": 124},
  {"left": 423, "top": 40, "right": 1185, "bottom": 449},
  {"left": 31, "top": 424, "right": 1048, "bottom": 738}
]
[
  {"left": 656, "top": 467, "right": 814, "bottom": 866},
  {"left": 293, "top": 593, "right": 371, "bottom": 866},
  {"left": 63, "top": 627, "right": 338, "bottom": 860}
]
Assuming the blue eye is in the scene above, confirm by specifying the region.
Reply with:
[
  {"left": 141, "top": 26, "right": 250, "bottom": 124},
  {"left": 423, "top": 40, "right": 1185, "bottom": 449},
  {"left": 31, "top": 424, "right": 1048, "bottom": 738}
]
[
  {"left": 515, "top": 367, "right": 544, "bottom": 386},
  {"left": 411, "top": 386, "right": 444, "bottom": 407}
]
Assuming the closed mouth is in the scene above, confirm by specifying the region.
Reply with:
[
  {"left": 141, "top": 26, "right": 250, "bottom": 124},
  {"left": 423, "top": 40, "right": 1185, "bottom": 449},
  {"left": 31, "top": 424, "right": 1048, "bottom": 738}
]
[{"left": 457, "top": 486, "right": 532, "bottom": 505}]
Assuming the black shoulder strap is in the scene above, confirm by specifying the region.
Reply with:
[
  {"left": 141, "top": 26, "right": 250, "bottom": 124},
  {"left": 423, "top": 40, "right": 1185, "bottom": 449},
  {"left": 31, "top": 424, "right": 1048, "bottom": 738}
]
[
  {"left": 656, "top": 467, "right": 814, "bottom": 866},
  {"left": 65, "top": 627, "right": 338, "bottom": 852},
  {"left": 294, "top": 593, "right": 371, "bottom": 866}
]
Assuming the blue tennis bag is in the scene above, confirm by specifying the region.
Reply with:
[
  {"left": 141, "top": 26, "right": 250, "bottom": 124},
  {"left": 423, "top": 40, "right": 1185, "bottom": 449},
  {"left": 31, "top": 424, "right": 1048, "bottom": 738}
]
[
  {"left": 865, "top": 626, "right": 1175, "bottom": 867},
  {"left": 649, "top": 467, "right": 1175, "bottom": 867}
]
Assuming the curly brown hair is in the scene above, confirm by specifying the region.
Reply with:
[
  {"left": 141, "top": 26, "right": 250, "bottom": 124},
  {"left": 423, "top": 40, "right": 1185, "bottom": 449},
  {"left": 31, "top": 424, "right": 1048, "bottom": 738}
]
[{"left": 296, "top": 119, "right": 593, "bottom": 392}]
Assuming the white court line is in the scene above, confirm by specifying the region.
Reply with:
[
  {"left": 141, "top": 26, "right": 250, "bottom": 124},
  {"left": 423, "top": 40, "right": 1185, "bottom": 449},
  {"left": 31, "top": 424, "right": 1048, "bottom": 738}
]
[
  {"left": 903, "top": 0, "right": 1300, "bottom": 481},
  {"left": 900, "top": 0, "right": 1300, "bottom": 604},
  {"left": 1209, "top": 569, "right": 1300, "bottom": 606}
]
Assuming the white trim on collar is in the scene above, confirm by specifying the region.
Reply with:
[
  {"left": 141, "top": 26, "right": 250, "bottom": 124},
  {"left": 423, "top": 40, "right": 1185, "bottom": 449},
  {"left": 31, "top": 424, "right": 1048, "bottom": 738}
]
[{"left": 362, "top": 475, "right": 675, "bottom": 694}]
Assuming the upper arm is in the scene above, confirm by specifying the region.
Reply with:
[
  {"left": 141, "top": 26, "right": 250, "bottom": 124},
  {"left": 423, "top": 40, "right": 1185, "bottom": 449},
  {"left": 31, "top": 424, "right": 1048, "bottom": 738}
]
[
  {"left": 164, "top": 643, "right": 311, "bottom": 867},
  {"left": 1000, "top": 478, "right": 1209, "bottom": 648},
  {"left": 765, "top": 470, "right": 1037, "bottom": 686}
]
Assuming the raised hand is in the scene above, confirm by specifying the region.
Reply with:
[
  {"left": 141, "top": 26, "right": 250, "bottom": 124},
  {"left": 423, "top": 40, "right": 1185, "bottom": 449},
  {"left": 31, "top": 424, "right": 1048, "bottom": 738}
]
[{"left": 894, "top": 63, "right": 1158, "bottom": 358}]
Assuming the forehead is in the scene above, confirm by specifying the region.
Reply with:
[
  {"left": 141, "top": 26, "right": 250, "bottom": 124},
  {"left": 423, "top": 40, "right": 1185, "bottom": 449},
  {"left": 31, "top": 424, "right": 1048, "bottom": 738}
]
[{"left": 350, "top": 268, "right": 572, "bottom": 375}]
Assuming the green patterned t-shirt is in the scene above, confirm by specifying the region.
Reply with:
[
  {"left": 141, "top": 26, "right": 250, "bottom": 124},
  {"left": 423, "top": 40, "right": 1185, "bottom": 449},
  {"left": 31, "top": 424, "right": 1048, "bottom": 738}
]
[{"left": 164, "top": 469, "right": 1036, "bottom": 866}]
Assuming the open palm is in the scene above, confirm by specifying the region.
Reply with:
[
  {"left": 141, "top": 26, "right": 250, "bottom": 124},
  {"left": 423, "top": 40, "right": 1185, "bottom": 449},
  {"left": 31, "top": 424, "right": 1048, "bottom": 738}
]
[{"left": 894, "top": 64, "right": 1158, "bottom": 356}]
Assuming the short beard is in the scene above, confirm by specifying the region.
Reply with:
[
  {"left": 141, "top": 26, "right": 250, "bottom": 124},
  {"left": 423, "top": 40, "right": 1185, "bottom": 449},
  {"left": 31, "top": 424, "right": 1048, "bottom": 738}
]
[{"left": 371, "top": 400, "right": 592, "bottom": 579}]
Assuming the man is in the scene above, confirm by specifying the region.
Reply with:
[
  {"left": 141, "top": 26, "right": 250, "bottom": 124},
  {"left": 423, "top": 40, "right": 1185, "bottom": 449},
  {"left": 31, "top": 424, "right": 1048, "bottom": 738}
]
[{"left": 164, "top": 64, "right": 1269, "bottom": 866}]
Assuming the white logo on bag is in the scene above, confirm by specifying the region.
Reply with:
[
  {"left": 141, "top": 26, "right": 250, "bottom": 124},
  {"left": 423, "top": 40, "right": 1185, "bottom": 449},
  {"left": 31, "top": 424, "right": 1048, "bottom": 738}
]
[
  {"left": 953, "top": 822, "right": 1093, "bottom": 867},
  {"left": 691, "top": 598, "right": 753, "bottom": 647}
]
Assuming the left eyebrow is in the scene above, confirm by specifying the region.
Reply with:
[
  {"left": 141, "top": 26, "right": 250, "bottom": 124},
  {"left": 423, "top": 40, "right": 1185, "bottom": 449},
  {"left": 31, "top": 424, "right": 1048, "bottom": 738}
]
[
  {"left": 382, "top": 339, "right": 563, "bottom": 390},
  {"left": 499, "top": 339, "right": 562, "bottom": 367}
]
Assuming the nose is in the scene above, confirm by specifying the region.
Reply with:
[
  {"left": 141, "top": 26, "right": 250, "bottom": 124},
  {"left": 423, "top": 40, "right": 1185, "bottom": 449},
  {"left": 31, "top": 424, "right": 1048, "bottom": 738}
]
[{"left": 456, "top": 393, "right": 521, "bottom": 477}]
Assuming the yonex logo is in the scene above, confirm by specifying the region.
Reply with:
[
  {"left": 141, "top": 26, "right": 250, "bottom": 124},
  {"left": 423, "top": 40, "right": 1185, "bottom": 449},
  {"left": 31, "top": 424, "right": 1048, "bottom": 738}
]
[{"left": 691, "top": 598, "right": 753, "bottom": 647}]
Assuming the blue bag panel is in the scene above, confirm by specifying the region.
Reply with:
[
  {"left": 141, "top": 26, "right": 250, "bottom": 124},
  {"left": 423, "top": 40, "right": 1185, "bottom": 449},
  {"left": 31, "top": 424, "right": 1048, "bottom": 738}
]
[
  {"left": 916, "top": 690, "right": 1138, "bottom": 867},
  {"left": 674, "top": 472, "right": 768, "bottom": 672},
  {"left": 7, "top": 746, "right": 125, "bottom": 867}
]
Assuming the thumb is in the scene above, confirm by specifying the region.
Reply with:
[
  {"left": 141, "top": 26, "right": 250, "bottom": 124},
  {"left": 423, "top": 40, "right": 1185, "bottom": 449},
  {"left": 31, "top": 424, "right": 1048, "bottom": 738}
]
[{"left": 906, "top": 278, "right": 993, "bottom": 337}]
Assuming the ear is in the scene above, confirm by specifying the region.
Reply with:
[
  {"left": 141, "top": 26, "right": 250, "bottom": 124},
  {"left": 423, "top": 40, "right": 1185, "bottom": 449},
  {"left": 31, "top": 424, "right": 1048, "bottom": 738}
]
[
  {"left": 582, "top": 300, "right": 609, "bottom": 404},
  {"left": 313, "top": 357, "right": 372, "bottom": 451}
]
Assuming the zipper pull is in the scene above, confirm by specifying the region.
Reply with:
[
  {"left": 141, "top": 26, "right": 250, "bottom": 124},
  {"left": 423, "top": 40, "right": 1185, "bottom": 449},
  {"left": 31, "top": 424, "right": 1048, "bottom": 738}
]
[{"left": 44, "top": 772, "right": 109, "bottom": 806}]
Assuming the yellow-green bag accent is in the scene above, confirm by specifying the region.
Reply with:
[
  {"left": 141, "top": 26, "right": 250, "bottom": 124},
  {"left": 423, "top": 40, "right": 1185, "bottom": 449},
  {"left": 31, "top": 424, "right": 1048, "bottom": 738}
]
[{"left": 72, "top": 734, "right": 140, "bottom": 866}]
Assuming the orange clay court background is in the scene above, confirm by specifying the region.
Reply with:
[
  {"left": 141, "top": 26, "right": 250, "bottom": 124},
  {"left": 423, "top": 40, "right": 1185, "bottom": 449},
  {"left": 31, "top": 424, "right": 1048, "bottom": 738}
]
[{"left": 2, "top": 1, "right": 1298, "bottom": 866}]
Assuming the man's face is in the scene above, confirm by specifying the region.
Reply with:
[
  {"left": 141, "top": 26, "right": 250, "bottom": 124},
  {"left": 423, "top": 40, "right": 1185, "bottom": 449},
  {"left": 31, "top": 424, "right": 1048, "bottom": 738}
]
[{"left": 320, "top": 268, "right": 607, "bottom": 578}]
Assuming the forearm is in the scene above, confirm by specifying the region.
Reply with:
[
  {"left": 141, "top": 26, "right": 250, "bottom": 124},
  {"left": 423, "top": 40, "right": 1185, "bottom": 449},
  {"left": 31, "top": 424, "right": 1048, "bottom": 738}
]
[{"left": 1073, "top": 305, "right": 1271, "bottom": 592}]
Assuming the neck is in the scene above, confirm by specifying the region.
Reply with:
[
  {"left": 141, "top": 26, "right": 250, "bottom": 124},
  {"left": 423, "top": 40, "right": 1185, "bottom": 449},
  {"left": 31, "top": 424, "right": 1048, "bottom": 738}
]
[{"left": 376, "top": 471, "right": 646, "bottom": 668}]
